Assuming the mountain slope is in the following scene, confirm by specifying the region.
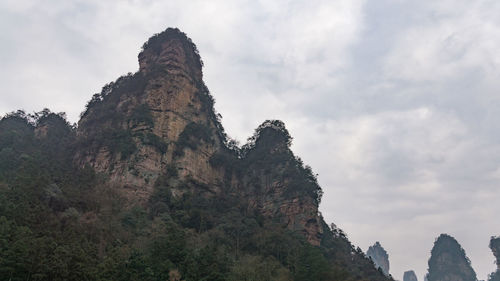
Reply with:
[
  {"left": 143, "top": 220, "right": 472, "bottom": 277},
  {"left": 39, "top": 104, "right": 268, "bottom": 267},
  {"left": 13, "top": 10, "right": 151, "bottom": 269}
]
[{"left": 0, "top": 28, "right": 392, "bottom": 281}]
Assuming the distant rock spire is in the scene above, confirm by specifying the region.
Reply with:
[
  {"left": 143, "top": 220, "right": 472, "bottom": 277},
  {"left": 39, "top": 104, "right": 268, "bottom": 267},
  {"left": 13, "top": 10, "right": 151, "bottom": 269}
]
[
  {"left": 426, "top": 234, "right": 477, "bottom": 281},
  {"left": 404, "top": 270, "right": 418, "bottom": 281},
  {"left": 367, "top": 241, "right": 390, "bottom": 276},
  {"left": 489, "top": 237, "right": 500, "bottom": 281}
]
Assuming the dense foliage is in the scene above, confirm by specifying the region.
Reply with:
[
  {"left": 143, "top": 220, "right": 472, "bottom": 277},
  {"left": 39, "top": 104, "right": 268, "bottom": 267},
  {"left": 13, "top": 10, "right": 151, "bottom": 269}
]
[
  {"left": 174, "top": 122, "right": 214, "bottom": 157},
  {"left": 0, "top": 28, "right": 392, "bottom": 281},
  {"left": 239, "top": 120, "right": 323, "bottom": 204},
  {"left": 0, "top": 110, "right": 390, "bottom": 281}
]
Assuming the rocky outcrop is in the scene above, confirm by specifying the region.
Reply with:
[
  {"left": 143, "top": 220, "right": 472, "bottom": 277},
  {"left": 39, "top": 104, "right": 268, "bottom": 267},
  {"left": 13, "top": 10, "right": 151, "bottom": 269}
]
[
  {"left": 367, "top": 241, "right": 390, "bottom": 276},
  {"left": 489, "top": 237, "right": 500, "bottom": 281},
  {"left": 426, "top": 234, "right": 477, "bottom": 281},
  {"left": 404, "top": 270, "right": 418, "bottom": 281},
  {"left": 74, "top": 28, "right": 324, "bottom": 245},
  {"left": 238, "top": 121, "right": 323, "bottom": 245},
  {"left": 75, "top": 28, "right": 226, "bottom": 200}
]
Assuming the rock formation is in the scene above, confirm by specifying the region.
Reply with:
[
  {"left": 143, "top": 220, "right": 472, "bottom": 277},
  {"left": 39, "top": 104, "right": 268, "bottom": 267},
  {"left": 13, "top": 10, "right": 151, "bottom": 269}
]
[
  {"left": 75, "top": 28, "right": 324, "bottom": 245},
  {"left": 489, "top": 237, "right": 500, "bottom": 281},
  {"left": 0, "top": 27, "right": 395, "bottom": 281},
  {"left": 426, "top": 234, "right": 477, "bottom": 281},
  {"left": 404, "top": 270, "right": 418, "bottom": 281},
  {"left": 367, "top": 241, "right": 390, "bottom": 276},
  {"left": 76, "top": 28, "right": 225, "bottom": 199}
]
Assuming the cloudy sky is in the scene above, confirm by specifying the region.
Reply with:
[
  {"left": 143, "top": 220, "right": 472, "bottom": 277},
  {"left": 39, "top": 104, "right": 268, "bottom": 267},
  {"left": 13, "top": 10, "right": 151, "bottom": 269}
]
[{"left": 1, "top": 0, "right": 500, "bottom": 279}]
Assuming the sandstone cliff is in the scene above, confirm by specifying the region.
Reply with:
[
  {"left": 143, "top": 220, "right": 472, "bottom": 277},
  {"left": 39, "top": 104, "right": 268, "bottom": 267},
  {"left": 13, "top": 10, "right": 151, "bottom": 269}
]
[
  {"left": 426, "top": 234, "right": 477, "bottom": 281},
  {"left": 237, "top": 120, "right": 323, "bottom": 245},
  {"left": 75, "top": 28, "right": 323, "bottom": 245},
  {"left": 0, "top": 28, "right": 395, "bottom": 281},
  {"left": 76, "top": 29, "right": 227, "bottom": 202},
  {"left": 367, "top": 241, "right": 390, "bottom": 276}
]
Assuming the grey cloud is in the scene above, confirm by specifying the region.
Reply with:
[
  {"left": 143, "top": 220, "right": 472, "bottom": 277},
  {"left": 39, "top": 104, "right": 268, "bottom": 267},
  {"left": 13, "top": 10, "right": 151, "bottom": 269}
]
[{"left": 1, "top": 0, "right": 500, "bottom": 280}]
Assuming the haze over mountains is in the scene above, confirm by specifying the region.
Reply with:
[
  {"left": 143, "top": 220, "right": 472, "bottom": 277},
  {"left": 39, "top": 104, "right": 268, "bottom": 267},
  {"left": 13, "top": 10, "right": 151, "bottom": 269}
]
[{"left": 366, "top": 233, "right": 500, "bottom": 281}]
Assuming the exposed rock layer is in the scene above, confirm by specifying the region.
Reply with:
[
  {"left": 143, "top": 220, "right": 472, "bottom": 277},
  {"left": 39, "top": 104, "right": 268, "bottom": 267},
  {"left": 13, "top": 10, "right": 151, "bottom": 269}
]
[{"left": 75, "top": 28, "right": 322, "bottom": 245}]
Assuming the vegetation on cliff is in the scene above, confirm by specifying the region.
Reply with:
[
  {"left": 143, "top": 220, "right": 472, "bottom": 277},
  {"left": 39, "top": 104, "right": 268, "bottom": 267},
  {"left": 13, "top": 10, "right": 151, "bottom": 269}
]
[
  {"left": 426, "top": 234, "right": 477, "bottom": 281},
  {"left": 0, "top": 28, "right": 393, "bottom": 281},
  {"left": 2, "top": 109, "right": 391, "bottom": 281}
]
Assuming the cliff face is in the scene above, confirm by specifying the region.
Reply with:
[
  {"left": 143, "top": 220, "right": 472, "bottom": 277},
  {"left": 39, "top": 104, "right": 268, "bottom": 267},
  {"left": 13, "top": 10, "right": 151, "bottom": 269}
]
[
  {"left": 76, "top": 29, "right": 226, "bottom": 200},
  {"left": 367, "top": 241, "right": 390, "bottom": 276},
  {"left": 75, "top": 28, "right": 323, "bottom": 245},
  {"left": 404, "top": 270, "right": 418, "bottom": 281},
  {"left": 237, "top": 121, "right": 323, "bottom": 245},
  {"left": 426, "top": 234, "right": 477, "bottom": 281}
]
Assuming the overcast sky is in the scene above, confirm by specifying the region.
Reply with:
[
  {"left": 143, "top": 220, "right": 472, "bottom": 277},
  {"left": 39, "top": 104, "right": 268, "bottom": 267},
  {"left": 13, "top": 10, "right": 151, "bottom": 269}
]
[{"left": 1, "top": 0, "right": 500, "bottom": 279}]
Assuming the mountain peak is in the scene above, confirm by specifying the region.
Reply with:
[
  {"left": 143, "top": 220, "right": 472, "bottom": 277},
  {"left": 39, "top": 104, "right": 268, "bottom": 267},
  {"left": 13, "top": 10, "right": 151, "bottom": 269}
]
[
  {"left": 427, "top": 234, "right": 477, "bottom": 281},
  {"left": 138, "top": 27, "right": 203, "bottom": 81},
  {"left": 243, "top": 120, "right": 293, "bottom": 154}
]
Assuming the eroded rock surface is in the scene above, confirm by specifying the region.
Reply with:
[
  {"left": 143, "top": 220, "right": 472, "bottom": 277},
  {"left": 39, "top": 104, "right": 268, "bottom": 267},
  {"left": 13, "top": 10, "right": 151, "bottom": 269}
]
[{"left": 75, "top": 28, "right": 323, "bottom": 245}]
